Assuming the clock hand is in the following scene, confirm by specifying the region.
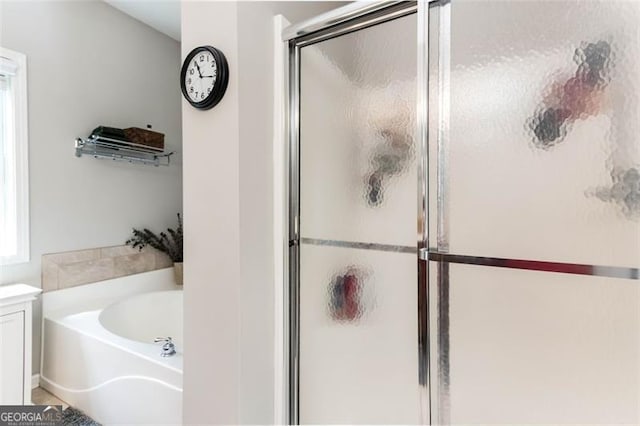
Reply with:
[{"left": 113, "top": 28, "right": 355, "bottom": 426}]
[
  {"left": 202, "top": 75, "right": 215, "bottom": 78},
  {"left": 194, "top": 61, "right": 203, "bottom": 78}
]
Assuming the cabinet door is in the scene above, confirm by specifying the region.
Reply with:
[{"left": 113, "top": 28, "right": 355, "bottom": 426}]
[{"left": 0, "top": 311, "right": 25, "bottom": 405}]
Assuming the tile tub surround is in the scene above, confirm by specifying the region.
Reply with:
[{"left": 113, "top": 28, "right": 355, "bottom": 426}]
[{"left": 42, "top": 245, "right": 173, "bottom": 292}]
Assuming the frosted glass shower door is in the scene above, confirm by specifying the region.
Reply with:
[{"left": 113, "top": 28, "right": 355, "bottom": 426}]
[
  {"left": 428, "top": 1, "right": 640, "bottom": 424},
  {"left": 297, "top": 13, "right": 420, "bottom": 425}
]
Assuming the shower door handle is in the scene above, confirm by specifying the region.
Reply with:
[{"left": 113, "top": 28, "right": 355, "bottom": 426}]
[{"left": 419, "top": 248, "right": 429, "bottom": 261}]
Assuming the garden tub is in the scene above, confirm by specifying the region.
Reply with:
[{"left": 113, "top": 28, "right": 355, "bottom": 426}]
[{"left": 41, "top": 268, "right": 182, "bottom": 425}]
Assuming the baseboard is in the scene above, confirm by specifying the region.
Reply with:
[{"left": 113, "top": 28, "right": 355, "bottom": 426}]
[{"left": 32, "top": 374, "right": 40, "bottom": 389}]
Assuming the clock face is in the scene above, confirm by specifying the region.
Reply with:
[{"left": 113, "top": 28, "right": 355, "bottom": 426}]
[
  {"left": 185, "top": 51, "right": 218, "bottom": 103},
  {"left": 180, "top": 46, "right": 229, "bottom": 110}
]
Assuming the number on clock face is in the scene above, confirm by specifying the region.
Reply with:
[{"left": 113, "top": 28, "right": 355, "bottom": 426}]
[{"left": 185, "top": 51, "right": 218, "bottom": 103}]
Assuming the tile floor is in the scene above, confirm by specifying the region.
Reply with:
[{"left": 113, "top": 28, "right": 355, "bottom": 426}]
[{"left": 32, "top": 387, "right": 68, "bottom": 409}]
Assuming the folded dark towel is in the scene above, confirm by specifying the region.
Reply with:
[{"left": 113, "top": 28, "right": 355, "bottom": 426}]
[
  {"left": 89, "top": 125, "right": 164, "bottom": 153},
  {"left": 90, "top": 126, "right": 130, "bottom": 142}
]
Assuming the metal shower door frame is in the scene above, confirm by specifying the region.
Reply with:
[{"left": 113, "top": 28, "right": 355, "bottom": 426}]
[
  {"left": 283, "top": 1, "right": 640, "bottom": 425},
  {"left": 282, "top": 1, "right": 439, "bottom": 424}
]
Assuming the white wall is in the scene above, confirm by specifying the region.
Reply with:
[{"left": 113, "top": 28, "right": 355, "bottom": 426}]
[
  {"left": 181, "top": 2, "right": 241, "bottom": 424},
  {"left": 236, "top": 3, "right": 346, "bottom": 423},
  {"left": 181, "top": 1, "right": 341, "bottom": 423},
  {"left": 0, "top": 0, "right": 182, "bottom": 373}
]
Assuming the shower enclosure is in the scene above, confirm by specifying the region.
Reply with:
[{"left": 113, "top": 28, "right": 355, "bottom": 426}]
[{"left": 283, "top": 1, "right": 640, "bottom": 424}]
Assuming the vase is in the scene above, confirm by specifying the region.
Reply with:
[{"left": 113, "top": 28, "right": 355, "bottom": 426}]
[{"left": 174, "top": 262, "right": 183, "bottom": 285}]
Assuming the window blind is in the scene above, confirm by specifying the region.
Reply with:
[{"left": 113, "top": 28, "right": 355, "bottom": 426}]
[{"left": 0, "top": 56, "right": 18, "bottom": 77}]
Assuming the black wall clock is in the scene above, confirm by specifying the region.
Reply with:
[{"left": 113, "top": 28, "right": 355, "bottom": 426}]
[{"left": 180, "top": 46, "right": 229, "bottom": 110}]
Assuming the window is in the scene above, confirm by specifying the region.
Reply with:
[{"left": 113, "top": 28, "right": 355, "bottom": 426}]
[{"left": 1, "top": 47, "right": 29, "bottom": 265}]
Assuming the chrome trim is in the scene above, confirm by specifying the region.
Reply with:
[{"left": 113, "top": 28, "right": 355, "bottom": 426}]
[
  {"left": 432, "top": 4, "right": 452, "bottom": 423},
  {"left": 417, "top": 1, "right": 431, "bottom": 424},
  {"left": 153, "top": 337, "right": 176, "bottom": 357},
  {"left": 287, "top": 42, "right": 301, "bottom": 425},
  {"left": 424, "top": 251, "right": 640, "bottom": 280},
  {"left": 294, "top": 3, "right": 418, "bottom": 48},
  {"left": 282, "top": 0, "right": 445, "bottom": 42},
  {"left": 427, "top": 261, "right": 439, "bottom": 425},
  {"left": 436, "top": 1, "right": 450, "bottom": 252},
  {"left": 283, "top": 1, "right": 405, "bottom": 41},
  {"left": 418, "top": 0, "right": 429, "bottom": 249},
  {"left": 74, "top": 137, "right": 174, "bottom": 167},
  {"left": 418, "top": 259, "right": 430, "bottom": 424},
  {"left": 425, "top": 2, "right": 451, "bottom": 424},
  {"left": 436, "top": 261, "right": 450, "bottom": 425},
  {"left": 426, "top": 3, "right": 438, "bottom": 248},
  {"left": 282, "top": 33, "right": 293, "bottom": 424},
  {"left": 300, "top": 238, "right": 416, "bottom": 254}
]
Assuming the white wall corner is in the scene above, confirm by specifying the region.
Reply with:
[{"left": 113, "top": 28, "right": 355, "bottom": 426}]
[{"left": 31, "top": 374, "right": 40, "bottom": 389}]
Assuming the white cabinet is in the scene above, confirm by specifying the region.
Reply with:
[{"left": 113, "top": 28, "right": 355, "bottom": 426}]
[
  {"left": 0, "top": 312, "right": 25, "bottom": 404},
  {"left": 0, "top": 284, "right": 41, "bottom": 405}
]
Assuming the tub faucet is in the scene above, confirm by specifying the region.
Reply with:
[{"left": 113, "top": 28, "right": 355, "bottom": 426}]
[{"left": 154, "top": 337, "right": 176, "bottom": 357}]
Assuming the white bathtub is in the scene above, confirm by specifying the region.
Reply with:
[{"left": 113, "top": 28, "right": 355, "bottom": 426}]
[{"left": 41, "top": 268, "right": 183, "bottom": 425}]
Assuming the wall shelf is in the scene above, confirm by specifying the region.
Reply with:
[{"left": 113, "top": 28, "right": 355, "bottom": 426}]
[{"left": 74, "top": 136, "right": 174, "bottom": 167}]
